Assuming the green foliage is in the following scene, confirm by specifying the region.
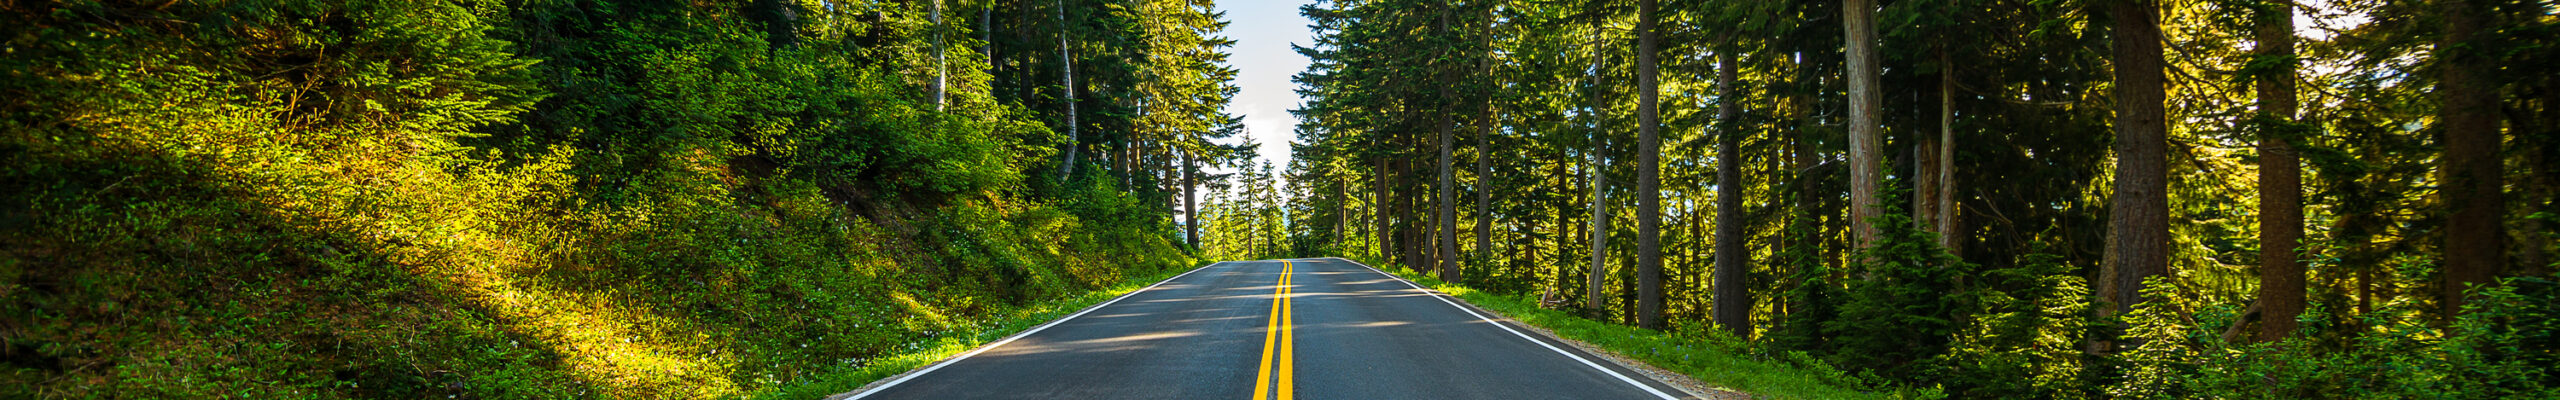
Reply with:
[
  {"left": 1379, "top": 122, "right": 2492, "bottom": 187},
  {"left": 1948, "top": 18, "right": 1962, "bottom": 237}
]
[
  {"left": 1825, "top": 212, "right": 1976, "bottom": 380},
  {"left": 1354, "top": 256, "right": 1903, "bottom": 400},
  {"left": 1776, "top": 206, "right": 2104, "bottom": 398},
  {"left": 2109, "top": 271, "right": 2559, "bottom": 399},
  {"left": 1, "top": 0, "right": 1212, "bottom": 397},
  {"left": 1936, "top": 251, "right": 2099, "bottom": 399}
]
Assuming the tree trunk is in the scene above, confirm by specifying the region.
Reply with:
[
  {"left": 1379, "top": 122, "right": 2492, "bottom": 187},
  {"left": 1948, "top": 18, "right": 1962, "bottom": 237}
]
[
  {"left": 1633, "top": 0, "right": 1666, "bottom": 330},
  {"left": 1843, "top": 0, "right": 1884, "bottom": 255},
  {"left": 1339, "top": 171, "right": 1351, "bottom": 249},
  {"left": 1185, "top": 149, "right": 1200, "bottom": 251},
  {"left": 1791, "top": 52, "right": 1817, "bottom": 278},
  {"left": 1557, "top": 159, "right": 1576, "bottom": 298},
  {"left": 1437, "top": 8, "right": 1462, "bottom": 283},
  {"left": 1054, "top": 0, "right": 1082, "bottom": 178},
  {"left": 2437, "top": 0, "right": 2503, "bottom": 318},
  {"left": 932, "top": 0, "right": 947, "bottom": 110},
  {"left": 1936, "top": 48, "right": 1959, "bottom": 254},
  {"left": 1712, "top": 47, "right": 1750, "bottom": 338},
  {"left": 1405, "top": 158, "right": 1428, "bottom": 271},
  {"left": 1377, "top": 157, "right": 1391, "bottom": 261},
  {"left": 2101, "top": 0, "right": 2173, "bottom": 317},
  {"left": 1476, "top": 43, "right": 1497, "bottom": 275},
  {"left": 2254, "top": 0, "right": 2305, "bottom": 341},
  {"left": 1475, "top": 115, "right": 1494, "bottom": 270},
  {"left": 1915, "top": 120, "right": 1942, "bottom": 233},
  {"left": 1584, "top": 15, "right": 1611, "bottom": 313}
]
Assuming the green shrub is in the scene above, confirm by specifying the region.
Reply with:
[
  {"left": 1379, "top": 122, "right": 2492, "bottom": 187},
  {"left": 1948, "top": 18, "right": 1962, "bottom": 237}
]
[{"left": 2109, "top": 264, "right": 2556, "bottom": 399}]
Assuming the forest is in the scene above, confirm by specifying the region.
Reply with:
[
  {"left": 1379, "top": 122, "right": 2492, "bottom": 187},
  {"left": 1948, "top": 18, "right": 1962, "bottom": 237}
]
[
  {"left": 1, "top": 0, "right": 1247, "bottom": 397},
  {"left": 1191, "top": 0, "right": 2560, "bottom": 397}
]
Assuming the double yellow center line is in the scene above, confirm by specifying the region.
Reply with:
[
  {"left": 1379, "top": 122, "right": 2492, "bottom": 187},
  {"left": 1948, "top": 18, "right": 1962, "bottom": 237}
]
[{"left": 1252, "top": 260, "right": 1296, "bottom": 400}]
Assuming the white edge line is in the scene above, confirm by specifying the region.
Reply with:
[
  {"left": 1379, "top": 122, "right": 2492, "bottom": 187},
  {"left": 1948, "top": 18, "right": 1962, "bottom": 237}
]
[
  {"left": 838, "top": 261, "right": 1229, "bottom": 400},
  {"left": 1325, "top": 257, "right": 1681, "bottom": 400}
]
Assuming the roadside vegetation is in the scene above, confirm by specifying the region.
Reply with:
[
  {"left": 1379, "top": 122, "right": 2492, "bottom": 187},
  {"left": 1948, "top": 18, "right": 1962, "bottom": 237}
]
[
  {"left": 753, "top": 264, "right": 1204, "bottom": 400},
  {"left": 2, "top": 0, "right": 1237, "bottom": 398},
  {"left": 1354, "top": 255, "right": 1897, "bottom": 400}
]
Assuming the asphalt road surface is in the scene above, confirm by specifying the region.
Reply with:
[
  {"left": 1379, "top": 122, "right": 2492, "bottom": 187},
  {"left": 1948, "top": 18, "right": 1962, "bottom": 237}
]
[{"left": 836, "top": 258, "right": 1697, "bottom": 400}]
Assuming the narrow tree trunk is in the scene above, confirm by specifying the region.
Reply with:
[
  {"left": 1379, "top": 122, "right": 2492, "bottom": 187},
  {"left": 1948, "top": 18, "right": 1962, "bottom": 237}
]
[
  {"left": 1475, "top": 115, "right": 1494, "bottom": 269},
  {"left": 1584, "top": 16, "right": 1611, "bottom": 314},
  {"left": 2101, "top": 0, "right": 2174, "bottom": 317},
  {"left": 1437, "top": 7, "right": 1463, "bottom": 283},
  {"left": 1340, "top": 171, "right": 1352, "bottom": 249},
  {"left": 1587, "top": 140, "right": 1611, "bottom": 313},
  {"left": 1378, "top": 158, "right": 1391, "bottom": 261},
  {"left": 1054, "top": 0, "right": 1082, "bottom": 178},
  {"left": 2255, "top": 0, "right": 2306, "bottom": 341},
  {"left": 1915, "top": 120, "right": 1942, "bottom": 233},
  {"left": 1844, "top": 0, "right": 1884, "bottom": 254},
  {"left": 1913, "top": 48, "right": 1942, "bottom": 239},
  {"left": 1936, "top": 48, "right": 1960, "bottom": 254},
  {"left": 1790, "top": 52, "right": 1817, "bottom": 278},
  {"left": 1712, "top": 47, "right": 1750, "bottom": 337},
  {"left": 1185, "top": 149, "right": 1200, "bottom": 251},
  {"left": 1476, "top": 49, "right": 1497, "bottom": 274},
  {"left": 932, "top": 0, "right": 947, "bottom": 110},
  {"left": 1556, "top": 159, "right": 1576, "bottom": 299},
  {"left": 1405, "top": 158, "right": 1428, "bottom": 271},
  {"left": 2437, "top": 0, "right": 2503, "bottom": 318}
]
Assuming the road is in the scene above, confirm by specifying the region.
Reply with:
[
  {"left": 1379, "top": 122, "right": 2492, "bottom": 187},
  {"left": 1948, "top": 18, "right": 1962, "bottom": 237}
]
[{"left": 835, "top": 258, "right": 1697, "bottom": 400}]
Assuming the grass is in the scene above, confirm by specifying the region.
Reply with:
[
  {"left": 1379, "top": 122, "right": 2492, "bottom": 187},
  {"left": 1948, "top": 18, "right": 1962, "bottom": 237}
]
[
  {"left": 1336, "top": 255, "right": 1902, "bottom": 400},
  {"left": 749, "top": 262, "right": 1212, "bottom": 400}
]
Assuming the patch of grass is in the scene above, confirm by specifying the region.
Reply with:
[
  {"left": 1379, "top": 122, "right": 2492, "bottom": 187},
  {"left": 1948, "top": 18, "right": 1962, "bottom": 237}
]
[
  {"left": 1338, "top": 256, "right": 1907, "bottom": 400},
  {"left": 751, "top": 262, "right": 1210, "bottom": 400}
]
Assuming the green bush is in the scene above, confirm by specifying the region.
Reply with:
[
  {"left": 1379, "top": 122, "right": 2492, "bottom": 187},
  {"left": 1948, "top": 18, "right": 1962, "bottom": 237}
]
[
  {"left": 0, "top": 0, "right": 1193, "bottom": 398},
  {"left": 2109, "top": 266, "right": 2556, "bottom": 399}
]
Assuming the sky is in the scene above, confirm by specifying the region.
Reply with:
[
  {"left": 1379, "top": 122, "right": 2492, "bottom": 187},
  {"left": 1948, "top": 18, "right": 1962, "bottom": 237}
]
[{"left": 1213, "top": 0, "right": 1319, "bottom": 178}]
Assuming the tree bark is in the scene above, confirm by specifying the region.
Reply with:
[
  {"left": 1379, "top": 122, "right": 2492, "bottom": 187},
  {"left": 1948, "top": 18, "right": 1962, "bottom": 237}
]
[
  {"left": 2255, "top": 0, "right": 2306, "bottom": 341},
  {"left": 1055, "top": 0, "right": 1082, "bottom": 178},
  {"left": 1712, "top": 47, "right": 1750, "bottom": 337},
  {"left": 2437, "top": 0, "right": 2503, "bottom": 318},
  {"left": 1476, "top": 16, "right": 1497, "bottom": 275},
  {"left": 1437, "top": 6, "right": 1462, "bottom": 283},
  {"left": 1378, "top": 158, "right": 1392, "bottom": 260},
  {"left": 1936, "top": 49, "right": 1959, "bottom": 254},
  {"left": 1405, "top": 157, "right": 1428, "bottom": 271},
  {"left": 2101, "top": 0, "right": 2173, "bottom": 316},
  {"left": 1585, "top": 14, "right": 1612, "bottom": 314},
  {"left": 1476, "top": 111, "right": 1494, "bottom": 270},
  {"left": 1843, "top": 0, "right": 1884, "bottom": 254},
  {"left": 1339, "top": 169, "right": 1351, "bottom": 248},
  {"left": 932, "top": 0, "right": 947, "bottom": 111},
  {"left": 1634, "top": 0, "right": 1666, "bottom": 330},
  {"left": 1791, "top": 52, "right": 1817, "bottom": 277}
]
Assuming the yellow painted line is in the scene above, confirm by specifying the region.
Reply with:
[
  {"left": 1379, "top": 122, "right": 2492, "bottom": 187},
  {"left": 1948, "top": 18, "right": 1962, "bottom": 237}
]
[
  {"left": 1279, "top": 260, "right": 1296, "bottom": 400},
  {"left": 1251, "top": 260, "right": 1298, "bottom": 400},
  {"left": 1252, "top": 261, "right": 1283, "bottom": 400}
]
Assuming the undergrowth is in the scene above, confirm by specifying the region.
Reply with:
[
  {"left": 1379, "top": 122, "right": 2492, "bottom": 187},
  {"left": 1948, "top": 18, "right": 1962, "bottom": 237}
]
[
  {"left": 0, "top": 1, "right": 1195, "bottom": 398},
  {"left": 751, "top": 263, "right": 1207, "bottom": 400},
  {"left": 1339, "top": 256, "right": 1909, "bottom": 400}
]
